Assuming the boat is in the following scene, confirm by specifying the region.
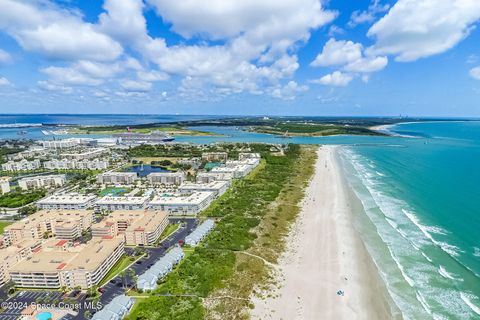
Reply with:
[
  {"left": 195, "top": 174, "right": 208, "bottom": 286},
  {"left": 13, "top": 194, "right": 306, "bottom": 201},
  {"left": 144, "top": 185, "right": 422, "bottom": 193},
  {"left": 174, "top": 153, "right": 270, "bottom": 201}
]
[{"left": 112, "top": 131, "right": 175, "bottom": 144}]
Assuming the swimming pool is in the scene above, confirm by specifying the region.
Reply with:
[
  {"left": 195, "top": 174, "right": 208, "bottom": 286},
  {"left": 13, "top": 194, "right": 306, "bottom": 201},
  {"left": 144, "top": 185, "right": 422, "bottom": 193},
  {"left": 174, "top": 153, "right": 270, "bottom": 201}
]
[{"left": 36, "top": 311, "right": 52, "bottom": 320}]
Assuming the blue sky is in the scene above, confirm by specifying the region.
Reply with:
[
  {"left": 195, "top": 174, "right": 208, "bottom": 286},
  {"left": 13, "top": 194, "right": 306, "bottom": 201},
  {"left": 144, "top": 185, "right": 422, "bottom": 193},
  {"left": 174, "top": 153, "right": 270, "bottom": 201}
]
[{"left": 0, "top": 0, "right": 480, "bottom": 116}]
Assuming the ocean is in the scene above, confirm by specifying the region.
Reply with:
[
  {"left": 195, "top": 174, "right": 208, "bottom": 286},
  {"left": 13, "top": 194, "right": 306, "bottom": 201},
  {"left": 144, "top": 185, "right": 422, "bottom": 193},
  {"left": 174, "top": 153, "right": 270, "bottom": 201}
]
[
  {"left": 339, "top": 121, "right": 480, "bottom": 319},
  {"left": 1, "top": 114, "right": 479, "bottom": 318}
]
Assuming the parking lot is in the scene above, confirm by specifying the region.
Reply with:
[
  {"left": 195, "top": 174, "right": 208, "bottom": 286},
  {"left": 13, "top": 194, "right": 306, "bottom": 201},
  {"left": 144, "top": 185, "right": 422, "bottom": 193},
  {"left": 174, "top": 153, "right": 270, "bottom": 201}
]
[
  {"left": 98, "top": 218, "right": 197, "bottom": 308},
  {"left": 0, "top": 291, "right": 68, "bottom": 319},
  {"left": 0, "top": 218, "right": 197, "bottom": 320}
]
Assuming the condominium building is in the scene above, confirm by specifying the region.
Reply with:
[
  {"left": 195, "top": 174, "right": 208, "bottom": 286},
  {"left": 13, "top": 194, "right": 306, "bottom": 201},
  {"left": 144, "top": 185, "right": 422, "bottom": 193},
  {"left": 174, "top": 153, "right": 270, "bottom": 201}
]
[
  {"left": 42, "top": 159, "right": 75, "bottom": 170},
  {"left": 9, "top": 237, "right": 125, "bottom": 289},
  {"left": 18, "top": 174, "right": 66, "bottom": 190},
  {"left": 1, "top": 159, "right": 41, "bottom": 172},
  {"left": 0, "top": 177, "right": 10, "bottom": 194},
  {"left": 226, "top": 158, "right": 260, "bottom": 169},
  {"left": 178, "top": 180, "right": 230, "bottom": 198},
  {"left": 75, "top": 159, "right": 108, "bottom": 170},
  {"left": 196, "top": 172, "right": 234, "bottom": 183},
  {"left": 36, "top": 194, "right": 97, "bottom": 210},
  {"left": 7, "top": 147, "right": 46, "bottom": 161},
  {"left": 43, "top": 159, "right": 108, "bottom": 170},
  {"left": 3, "top": 210, "right": 94, "bottom": 244},
  {"left": 41, "top": 138, "right": 80, "bottom": 149},
  {"left": 0, "top": 240, "right": 41, "bottom": 285},
  {"left": 238, "top": 152, "right": 261, "bottom": 160},
  {"left": 149, "top": 191, "right": 215, "bottom": 216},
  {"left": 95, "top": 196, "right": 150, "bottom": 212},
  {"left": 96, "top": 172, "right": 138, "bottom": 185},
  {"left": 210, "top": 166, "right": 248, "bottom": 178},
  {"left": 92, "top": 210, "right": 169, "bottom": 246},
  {"left": 178, "top": 157, "right": 201, "bottom": 169},
  {"left": 61, "top": 148, "right": 108, "bottom": 160},
  {"left": 201, "top": 152, "right": 228, "bottom": 163},
  {"left": 147, "top": 172, "right": 185, "bottom": 186}
]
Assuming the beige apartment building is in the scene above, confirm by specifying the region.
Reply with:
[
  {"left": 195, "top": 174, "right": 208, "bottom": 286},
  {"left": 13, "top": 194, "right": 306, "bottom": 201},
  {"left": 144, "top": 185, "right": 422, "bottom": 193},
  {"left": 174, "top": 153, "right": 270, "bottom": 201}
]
[
  {"left": 0, "top": 177, "right": 10, "bottom": 194},
  {"left": 18, "top": 174, "right": 66, "bottom": 190},
  {"left": 96, "top": 172, "right": 138, "bottom": 185},
  {"left": 0, "top": 240, "right": 41, "bottom": 285},
  {"left": 9, "top": 237, "right": 124, "bottom": 289},
  {"left": 201, "top": 152, "right": 228, "bottom": 163},
  {"left": 92, "top": 210, "right": 169, "bottom": 246},
  {"left": 147, "top": 172, "right": 185, "bottom": 186},
  {"left": 3, "top": 210, "right": 94, "bottom": 245}
]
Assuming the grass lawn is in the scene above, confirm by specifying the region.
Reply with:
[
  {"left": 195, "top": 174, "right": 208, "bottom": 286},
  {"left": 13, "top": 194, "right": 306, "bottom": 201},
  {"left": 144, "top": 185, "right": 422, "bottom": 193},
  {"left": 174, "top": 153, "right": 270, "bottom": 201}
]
[
  {"left": 0, "top": 189, "right": 46, "bottom": 208},
  {"left": 155, "top": 224, "right": 180, "bottom": 245},
  {"left": 98, "top": 255, "right": 136, "bottom": 287},
  {"left": 0, "top": 221, "right": 13, "bottom": 234}
]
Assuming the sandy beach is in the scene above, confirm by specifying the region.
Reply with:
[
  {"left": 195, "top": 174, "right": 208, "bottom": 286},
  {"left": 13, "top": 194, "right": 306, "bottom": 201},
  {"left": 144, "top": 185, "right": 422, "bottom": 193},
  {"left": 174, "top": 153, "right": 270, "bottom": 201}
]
[{"left": 251, "top": 145, "right": 398, "bottom": 320}]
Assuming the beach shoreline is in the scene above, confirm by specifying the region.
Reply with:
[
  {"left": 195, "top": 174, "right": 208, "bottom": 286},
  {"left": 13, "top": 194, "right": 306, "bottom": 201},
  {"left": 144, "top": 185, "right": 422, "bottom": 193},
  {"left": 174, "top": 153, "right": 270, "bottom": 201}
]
[{"left": 251, "top": 145, "right": 400, "bottom": 319}]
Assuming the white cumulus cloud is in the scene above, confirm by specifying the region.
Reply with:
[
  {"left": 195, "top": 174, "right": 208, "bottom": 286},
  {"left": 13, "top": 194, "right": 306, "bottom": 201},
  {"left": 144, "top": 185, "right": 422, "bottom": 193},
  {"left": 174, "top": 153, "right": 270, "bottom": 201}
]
[
  {"left": 368, "top": 0, "right": 480, "bottom": 61},
  {"left": 310, "top": 38, "right": 387, "bottom": 86},
  {"left": 311, "top": 39, "right": 362, "bottom": 67},
  {"left": 311, "top": 71, "right": 353, "bottom": 87},
  {"left": 0, "top": 0, "right": 122, "bottom": 61}
]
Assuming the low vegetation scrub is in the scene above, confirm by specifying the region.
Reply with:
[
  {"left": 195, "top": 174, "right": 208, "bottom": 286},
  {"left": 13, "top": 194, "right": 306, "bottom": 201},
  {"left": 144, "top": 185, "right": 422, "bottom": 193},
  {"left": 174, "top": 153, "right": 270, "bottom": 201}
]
[{"left": 127, "top": 144, "right": 315, "bottom": 319}]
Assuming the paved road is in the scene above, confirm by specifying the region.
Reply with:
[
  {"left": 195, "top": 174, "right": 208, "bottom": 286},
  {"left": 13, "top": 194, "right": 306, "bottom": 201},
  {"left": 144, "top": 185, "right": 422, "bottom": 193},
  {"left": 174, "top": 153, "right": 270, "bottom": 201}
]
[
  {"left": 91, "top": 218, "right": 197, "bottom": 320},
  {"left": 0, "top": 218, "right": 197, "bottom": 320}
]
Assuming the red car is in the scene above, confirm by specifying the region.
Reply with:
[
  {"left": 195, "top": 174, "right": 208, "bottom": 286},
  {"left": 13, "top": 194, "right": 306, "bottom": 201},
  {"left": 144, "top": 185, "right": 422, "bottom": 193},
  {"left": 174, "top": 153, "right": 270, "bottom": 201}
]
[
  {"left": 98, "top": 287, "right": 105, "bottom": 293},
  {"left": 178, "top": 240, "right": 184, "bottom": 246}
]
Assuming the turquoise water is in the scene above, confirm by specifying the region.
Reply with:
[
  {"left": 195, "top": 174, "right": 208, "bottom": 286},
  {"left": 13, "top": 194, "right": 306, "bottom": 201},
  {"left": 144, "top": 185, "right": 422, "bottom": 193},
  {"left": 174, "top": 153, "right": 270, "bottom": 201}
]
[
  {"left": 339, "top": 121, "right": 480, "bottom": 319},
  {"left": 3, "top": 115, "right": 480, "bottom": 318},
  {"left": 36, "top": 311, "right": 52, "bottom": 320}
]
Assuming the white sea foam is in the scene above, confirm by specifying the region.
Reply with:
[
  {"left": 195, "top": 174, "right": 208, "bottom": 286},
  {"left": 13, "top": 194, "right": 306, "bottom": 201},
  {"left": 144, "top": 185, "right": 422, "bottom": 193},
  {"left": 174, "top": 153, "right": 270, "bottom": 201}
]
[
  {"left": 340, "top": 148, "right": 475, "bottom": 319},
  {"left": 376, "top": 171, "right": 385, "bottom": 177},
  {"left": 473, "top": 247, "right": 480, "bottom": 258},
  {"left": 438, "top": 265, "right": 462, "bottom": 281},
  {"left": 416, "top": 292, "right": 432, "bottom": 315},
  {"left": 421, "top": 252, "right": 433, "bottom": 263},
  {"left": 402, "top": 209, "right": 462, "bottom": 257},
  {"left": 460, "top": 292, "right": 480, "bottom": 316},
  {"left": 390, "top": 253, "right": 415, "bottom": 287}
]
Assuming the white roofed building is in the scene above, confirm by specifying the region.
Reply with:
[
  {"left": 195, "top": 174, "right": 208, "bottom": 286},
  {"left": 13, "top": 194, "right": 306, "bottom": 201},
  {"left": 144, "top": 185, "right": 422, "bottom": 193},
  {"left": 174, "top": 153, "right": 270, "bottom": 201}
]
[
  {"left": 36, "top": 194, "right": 97, "bottom": 210},
  {"left": 95, "top": 196, "right": 149, "bottom": 212},
  {"left": 1, "top": 159, "right": 41, "bottom": 172},
  {"left": 97, "top": 172, "right": 138, "bottom": 185},
  {"left": 18, "top": 174, "right": 66, "bottom": 190},
  {"left": 149, "top": 192, "right": 214, "bottom": 216},
  {"left": 178, "top": 180, "right": 230, "bottom": 198},
  {"left": 147, "top": 172, "right": 185, "bottom": 186},
  {"left": 196, "top": 172, "right": 233, "bottom": 183}
]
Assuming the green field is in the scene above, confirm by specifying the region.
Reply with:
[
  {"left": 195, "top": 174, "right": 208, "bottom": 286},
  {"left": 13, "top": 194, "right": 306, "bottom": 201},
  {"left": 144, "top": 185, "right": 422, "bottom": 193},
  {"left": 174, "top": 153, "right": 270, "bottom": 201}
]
[
  {"left": 0, "top": 189, "right": 46, "bottom": 208},
  {"left": 98, "top": 255, "right": 136, "bottom": 287},
  {"left": 0, "top": 221, "right": 13, "bottom": 234},
  {"left": 253, "top": 122, "right": 382, "bottom": 136},
  {"left": 156, "top": 224, "right": 180, "bottom": 245}
]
